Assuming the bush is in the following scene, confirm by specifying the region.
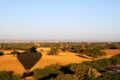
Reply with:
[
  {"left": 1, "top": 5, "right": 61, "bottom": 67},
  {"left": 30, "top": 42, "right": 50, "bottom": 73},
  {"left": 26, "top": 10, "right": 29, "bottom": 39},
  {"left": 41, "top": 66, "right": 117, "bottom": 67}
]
[
  {"left": 11, "top": 51, "right": 20, "bottom": 55},
  {"left": 0, "top": 71, "right": 22, "bottom": 80},
  {"left": 108, "top": 44, "right": 118, "bottom": 49},
  {"left": 33, "top": 64, "right": 62, "bottom": 80},
  {"left": 82, "top": 58, "right": 111, "bottom": 71},
  {"left": 69, "top": 63, "right": 98, "bottom": 79},
  {"left": 50, "top": 74, "right": 79, "bottom": 80},
  {"left": 30, "top": 46, "right": 37, "bottom": 53},
  {"left": 95, "top": 58, "right": 111, "bottom": 68},
  {"left": 82, "top": 61, "right": 102, "bottom": 71},
  {"left": 96, "top": 72, "right": 120, "bottom": 80},
  {"left": 0, "top": 52, "right": 4, "bottom": 56},
  {"left": 48, "top": 46, "right": 59, "bottom": 55},
  {"left": 85, "top": 47, "right": 106, "bottom": 58},
  {"left": 109, "top": 54, "right": 120, "bottom": 65}
]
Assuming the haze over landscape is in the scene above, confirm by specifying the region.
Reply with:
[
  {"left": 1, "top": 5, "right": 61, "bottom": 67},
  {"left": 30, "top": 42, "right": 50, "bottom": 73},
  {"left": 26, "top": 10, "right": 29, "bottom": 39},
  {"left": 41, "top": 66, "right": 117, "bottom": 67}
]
[{"left": 0, "top": 0, "right": 120, "bottom": 42}]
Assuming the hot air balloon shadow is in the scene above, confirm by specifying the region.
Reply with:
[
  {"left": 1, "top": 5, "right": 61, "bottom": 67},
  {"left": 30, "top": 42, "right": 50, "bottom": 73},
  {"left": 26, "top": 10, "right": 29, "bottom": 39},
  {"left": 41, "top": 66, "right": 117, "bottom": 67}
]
[{"left": 17, "top": 52, "right": 42, "bottom": 70}]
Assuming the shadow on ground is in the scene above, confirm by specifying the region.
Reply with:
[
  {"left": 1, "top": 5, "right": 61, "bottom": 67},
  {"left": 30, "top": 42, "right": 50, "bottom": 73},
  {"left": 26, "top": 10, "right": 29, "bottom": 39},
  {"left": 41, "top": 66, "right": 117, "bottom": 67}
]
[{"left": 17, "top": 52, "right": 42, "bottom": 70}]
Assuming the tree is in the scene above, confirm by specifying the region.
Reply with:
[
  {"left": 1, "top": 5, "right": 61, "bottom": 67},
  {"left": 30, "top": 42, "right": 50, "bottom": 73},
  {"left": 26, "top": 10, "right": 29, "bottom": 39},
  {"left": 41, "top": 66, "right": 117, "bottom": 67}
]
[
  {"left": 30, "top": 46, "right": 37, "bottom": 53},
  {"left": 48, "top": 46, "right": 59, "bottom": 55},
  {"left": 109, "top": 54, "right": 120, "bottom": 65},
  {"left": 85, "top": 47, "right": 106, "bottom": 58},
  {"left": 82, "top": 58, "right": 111, "bottom": 71},
  {"left": 33, "top": 64, "right": 62, "bottom": 80},
  {"left": 69, "top": 63, "right": 98, "bottom": 79}
]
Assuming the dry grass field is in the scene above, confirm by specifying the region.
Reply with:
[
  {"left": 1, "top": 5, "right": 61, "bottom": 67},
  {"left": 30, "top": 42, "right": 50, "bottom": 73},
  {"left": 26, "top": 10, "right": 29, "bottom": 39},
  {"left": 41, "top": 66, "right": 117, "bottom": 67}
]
[
  {"left": 0, "top": 47, "right": 120, "bottom": 75},
  {"left": 104, "top": 49, "right": 120, "bottom": 58}
]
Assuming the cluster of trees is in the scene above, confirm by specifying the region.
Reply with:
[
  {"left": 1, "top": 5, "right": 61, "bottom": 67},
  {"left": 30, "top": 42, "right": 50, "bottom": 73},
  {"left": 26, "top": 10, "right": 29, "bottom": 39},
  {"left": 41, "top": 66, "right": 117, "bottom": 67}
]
[
  {"left": 33, "top": 61, "right": 120, "bottom": 80},
  {"left": 84, "top": 47, "right": 106, "bottom": 58},
  {"left": 39, "top": 42, "right": 120, "bottom": 50},
  {"left": 0, "top": 51, "right": 120, "bottom": 80},
  {"left": 0, "top": 42, "right": 120, "bottom": 57},
  {"left": 33, "top": 64, "right": 99, "bottom": 80},
  {"left": 48, "top": 46, "right": 60, "bottom": 55},
  {"left": 0, "top": 46, "right": 38, "bottom": 56},
  {"left": 48, "top": 43, "right": 106, "bottom": 58},
  {"left": 0, "top": 43, "right": 38, "bottom": 50},
  {"left": 83, "top": 54, "right": 120, "bottom": 72},
  {"left": 32, "top": 54, "right": 120, "bottom": 80},
  {"left": 0, "top": 42, "right": 120, "bottom": 50}
]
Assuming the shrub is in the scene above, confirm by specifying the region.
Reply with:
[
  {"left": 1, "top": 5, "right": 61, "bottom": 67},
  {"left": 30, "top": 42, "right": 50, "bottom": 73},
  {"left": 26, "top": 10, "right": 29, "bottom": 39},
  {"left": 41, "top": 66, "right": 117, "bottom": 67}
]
[
  {"left": 48, "top": 46, "right": 59, "bottom": 55},
  {"left": 30, "top": 46, "right": 37, "bottom": 53},
  {"left": 96, "top": 72, "right": 120, "bottom": 80},
  {"left": 33, "top": 64, "right": 62, "bottom": 80},
  {"left": 50, "top": 74, "right": 79, "bottom": 80},
  {"left": 69, "top": 63, "right": 98, "bottom": 79},
  {"left": 82, "top": 58, "right": 111, "bottom": 71},
  {"left": 95, "top": 58, "right": 111, "bottom": 68},
  {"left": 82, "top": 61, "right": 102, "bottom": 71},
  {"left": 109, "top": 54, "right": 120, "bottom": 65},
  {"left": 68, "top": 45, "right": 85, "bottom": 53},
  {"left": 108, "top": 44, "right": 118, "bottom": 49},
  {"left": 85, "top": 47, "right": 106, "bottom": 58},
  {"left": 11, "top": 51, "right": 20, "bottom": 55},
  {"left": 0, "top": 71, "right": 22, "bottom": 80}
]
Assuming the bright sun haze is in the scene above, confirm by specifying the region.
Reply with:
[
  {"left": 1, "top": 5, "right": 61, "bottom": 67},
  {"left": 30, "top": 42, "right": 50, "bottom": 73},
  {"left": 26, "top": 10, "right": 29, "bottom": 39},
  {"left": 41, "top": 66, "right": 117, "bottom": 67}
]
[{"left": 0, "top": 0, "right": 120, "bottom": 42}]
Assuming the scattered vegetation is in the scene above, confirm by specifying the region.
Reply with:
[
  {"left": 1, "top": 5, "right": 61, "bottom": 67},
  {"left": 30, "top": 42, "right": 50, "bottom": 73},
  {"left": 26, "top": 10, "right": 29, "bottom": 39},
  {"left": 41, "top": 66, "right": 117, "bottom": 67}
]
[
  {"left": 48, "top": 46, "right": 60, "bottom": 55},
  {"left": 33, "top": 64, "right": 62, "bottom": 80},
  {"left": 0, "top": 71, "right": 22, "bottom": 80},
  {"left": 98, "top": 72, "right": 120, "bottom": 80},
  {"left": 109, "top": 54, "right": 120, "bottom": 65},
  {"left": 0, "top": 42, "right": 120, "bottom": 80},
  {"left": 50, "top": 74, "right": 79, "bottom": 80},
  {"left": 11, "top": 51, "right": 20, "bottom": 56},
  {"left": 0, "top": 43, "right": 38, "bottom": 50},
  {"left": 85, "top": 47, "right": 106, "bottom": 58},
  {"left": 69, "top": 63, "right": 98, "bottom": 79},
  {"left": 83, "top": 54, "right": 120, "bottom": 72}
]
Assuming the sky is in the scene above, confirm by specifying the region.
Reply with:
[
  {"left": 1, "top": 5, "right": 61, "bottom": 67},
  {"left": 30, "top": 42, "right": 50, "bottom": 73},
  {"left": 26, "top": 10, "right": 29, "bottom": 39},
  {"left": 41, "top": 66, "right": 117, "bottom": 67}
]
[{"left": 0, "top": 0, "right": 120, "bottom": 42}]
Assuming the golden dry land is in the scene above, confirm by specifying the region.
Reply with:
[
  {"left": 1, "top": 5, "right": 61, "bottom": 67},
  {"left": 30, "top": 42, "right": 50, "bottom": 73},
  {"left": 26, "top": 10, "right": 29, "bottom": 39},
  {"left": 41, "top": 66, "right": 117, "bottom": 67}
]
[{"left": 0, "top": 48, "right": 120, "bottom": 74}]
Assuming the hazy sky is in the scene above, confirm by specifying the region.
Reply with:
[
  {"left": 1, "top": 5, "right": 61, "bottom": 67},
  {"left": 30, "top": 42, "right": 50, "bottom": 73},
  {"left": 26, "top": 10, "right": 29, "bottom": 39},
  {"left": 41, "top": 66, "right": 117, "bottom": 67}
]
[{"left": 0, "top": 0, "right": 120, "bottom": 42}]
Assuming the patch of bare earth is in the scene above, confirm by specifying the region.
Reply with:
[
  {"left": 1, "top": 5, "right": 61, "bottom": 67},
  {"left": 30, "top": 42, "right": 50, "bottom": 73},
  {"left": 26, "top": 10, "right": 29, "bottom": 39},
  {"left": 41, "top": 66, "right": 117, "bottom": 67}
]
[
  {"left": 103, "top": 49, "right": 120, "bottom": 58},
  {"left": 0, "top": 55, "right": 24, "bottom": 75},
  {"left": 31, "top": 51, "right": 90, "bottom": 70}
]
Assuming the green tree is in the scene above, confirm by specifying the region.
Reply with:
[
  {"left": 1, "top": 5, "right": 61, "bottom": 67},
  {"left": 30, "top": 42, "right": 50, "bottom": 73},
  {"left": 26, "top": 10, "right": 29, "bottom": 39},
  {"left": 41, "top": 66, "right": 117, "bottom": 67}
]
[
  {"left": 33, "top": 64, "right": 62, "bottom": 80},
  {"left": 85, "top": 47, "right": 106, "bottom": 58},
  {"left": 30, "top": 46, "right": 37, "bottom": 53},
  {"left": 69, "top": 63, "right": 98, "bottom": 80},
  {"left": 82, "top": 58, "right": 111, "bottom": 71},
  {"left": 109, "top": 54, "right": 120, "bottom": 65},
  {"left": 48, "top": 46, "right": 59, "bottom": 55}
]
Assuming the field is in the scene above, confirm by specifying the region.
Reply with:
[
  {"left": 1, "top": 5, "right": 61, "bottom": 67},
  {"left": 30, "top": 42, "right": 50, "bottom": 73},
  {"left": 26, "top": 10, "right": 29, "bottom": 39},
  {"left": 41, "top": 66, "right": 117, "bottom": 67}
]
[{"left": 0, "top": 47, "right": 120, "bottom": 75}]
